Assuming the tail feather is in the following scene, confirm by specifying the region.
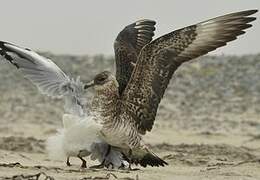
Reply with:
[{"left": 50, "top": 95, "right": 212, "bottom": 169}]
[
  {"left": 129, "top": 147, "right": 168, "bottom": 167},
  {"left": 136, "top": 151, "right": 168, "bottom": 167}
]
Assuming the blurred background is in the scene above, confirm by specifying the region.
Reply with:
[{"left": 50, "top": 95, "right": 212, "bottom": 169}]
[
  {"left": 0, "top": 1, "right": 260, "bottom": 179},
  {"left": 1, "top": 0, "right": 259, "bottom": 135}
]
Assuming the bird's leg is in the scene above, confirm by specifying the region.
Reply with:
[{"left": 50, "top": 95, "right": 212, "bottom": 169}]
[
  {"left": 66, "top": 156, "right": 71, "bottom": 166},
  {"left": 129, "top": 163, "right": 132, "bottom": 170},
  {"left": 127, "top": 149, "right": 139, "bottom": 171},
  {"left": 77, "top": 154, "right": 87, "bottom": 168},
  {"left": 90, "top": 145, "right": 111, "bottom": 169}
]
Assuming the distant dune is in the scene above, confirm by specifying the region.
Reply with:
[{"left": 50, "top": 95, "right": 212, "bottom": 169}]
[
  {"left": 0, "top": 53, "right": 260, "bottom": 179},
  {"left": 0, "top": 53, "right": 259, "bottom": 134}
]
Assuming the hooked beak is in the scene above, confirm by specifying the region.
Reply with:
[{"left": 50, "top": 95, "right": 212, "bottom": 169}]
[{"left": 84, "top": 80, "right": 94, "bottom": 89}]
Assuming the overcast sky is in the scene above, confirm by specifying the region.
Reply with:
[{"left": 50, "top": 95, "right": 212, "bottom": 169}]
[{"left": 0, "top": 0, "right": 259, "bottom": 56}]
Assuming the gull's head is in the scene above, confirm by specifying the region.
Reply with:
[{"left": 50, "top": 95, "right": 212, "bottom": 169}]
[{"left": 84, "top": 71, "right": 118, "bottom": 93}]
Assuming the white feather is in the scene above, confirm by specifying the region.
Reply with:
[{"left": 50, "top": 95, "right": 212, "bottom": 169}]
[
  {"left": 46, "top": 113, "right": 129, "bottom": 168},
  {"left": 46, "top": 114, "right": 102, "bottom": 160},
  {"left": 2, "top": 42, "right": 86, "bottom": 116}
]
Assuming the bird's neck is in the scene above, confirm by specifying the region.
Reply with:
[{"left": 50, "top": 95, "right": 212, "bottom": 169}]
[{"left": 91, "top": 83, "right": 120, "bottom": 118}]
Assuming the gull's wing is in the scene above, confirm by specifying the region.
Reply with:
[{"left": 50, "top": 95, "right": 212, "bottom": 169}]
[
  {"left": 0, "top": 41, "right": 86, "bottom": 116},
  {"left": 114, "top": 19, "right": 156, "bottom": 95},
  {"left": 121, "top": 10, "right": 258, "bottom": 134}
]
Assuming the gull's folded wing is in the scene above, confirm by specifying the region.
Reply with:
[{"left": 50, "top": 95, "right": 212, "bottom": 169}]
[
  {"left": 121, "top": 10, "right": 258, "bottom": 134},
  {"left": 0, "top": 41, "right": 86, "bottom": 116}
]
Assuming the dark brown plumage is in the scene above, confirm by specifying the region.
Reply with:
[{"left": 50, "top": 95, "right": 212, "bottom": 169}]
[
  {"left": 114, "top": 19, "right": 156, "bottom": 95},
  {"left": 121, "top": 9, "right": 258, "bottom": 134}
]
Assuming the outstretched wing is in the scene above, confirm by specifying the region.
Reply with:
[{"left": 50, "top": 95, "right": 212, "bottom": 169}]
[
  {"left": 0, "top": 41, "right": 86, "bottom": 116},
  {"left": 114, "top": 19, "right": 156, "bottom": 95},
  {"left": 121, "top": 10, "right": 257, "bottom": 134}
]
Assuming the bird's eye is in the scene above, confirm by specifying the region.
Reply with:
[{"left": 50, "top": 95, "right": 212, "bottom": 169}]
[
  {"left": 97, "top": 77, "right": 106, "bottom": 82},
  {"left": 94, "top": 73, "right": 109, "bottom": 84}
]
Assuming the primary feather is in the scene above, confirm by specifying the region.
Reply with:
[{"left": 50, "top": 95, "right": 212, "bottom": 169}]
[
  {"left": 122, "top": 9, "right": 258, "bottom": 134},
  {"left": 0, "top": 41, "right": 86, "bottom": 116}
]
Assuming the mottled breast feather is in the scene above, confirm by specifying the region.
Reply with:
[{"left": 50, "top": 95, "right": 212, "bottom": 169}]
[
  {"left": 114, "top": 19, "right": 156, "bottom": 95},
  {"left": 121, "top": 10, "right": 257, "bottom": 134}
]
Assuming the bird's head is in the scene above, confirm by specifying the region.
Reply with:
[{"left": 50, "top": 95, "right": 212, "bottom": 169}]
[{"left": 84, "top": 71, "right": 119, "bottom": 94}]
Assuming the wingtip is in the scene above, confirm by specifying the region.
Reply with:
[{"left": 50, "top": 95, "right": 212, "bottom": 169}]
[
  {"left": 240, "top": 9, "right": 258, "bottom": 16},
  {"left": 249, "top": 9, "right": 258, "bottom": 14},
  {"left": 135, "top": 19, "right": 156, "bottom": 26},
  {"left": 0, "top": 41, "right": 19, "bottom": 50},
  {"left": 0, "top": 41, "right": 7, "bottom": 48},
  {"left": 135, "top": 151, "right": 168, "bottom": 167},
  {"left": 236, "top": 9, "right": 258, "bottom": 15}
]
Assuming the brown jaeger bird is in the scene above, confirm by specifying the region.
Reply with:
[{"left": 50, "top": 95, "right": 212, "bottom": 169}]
[{"left": 84, "top": 9, "right": 258, "bottom": 167}]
